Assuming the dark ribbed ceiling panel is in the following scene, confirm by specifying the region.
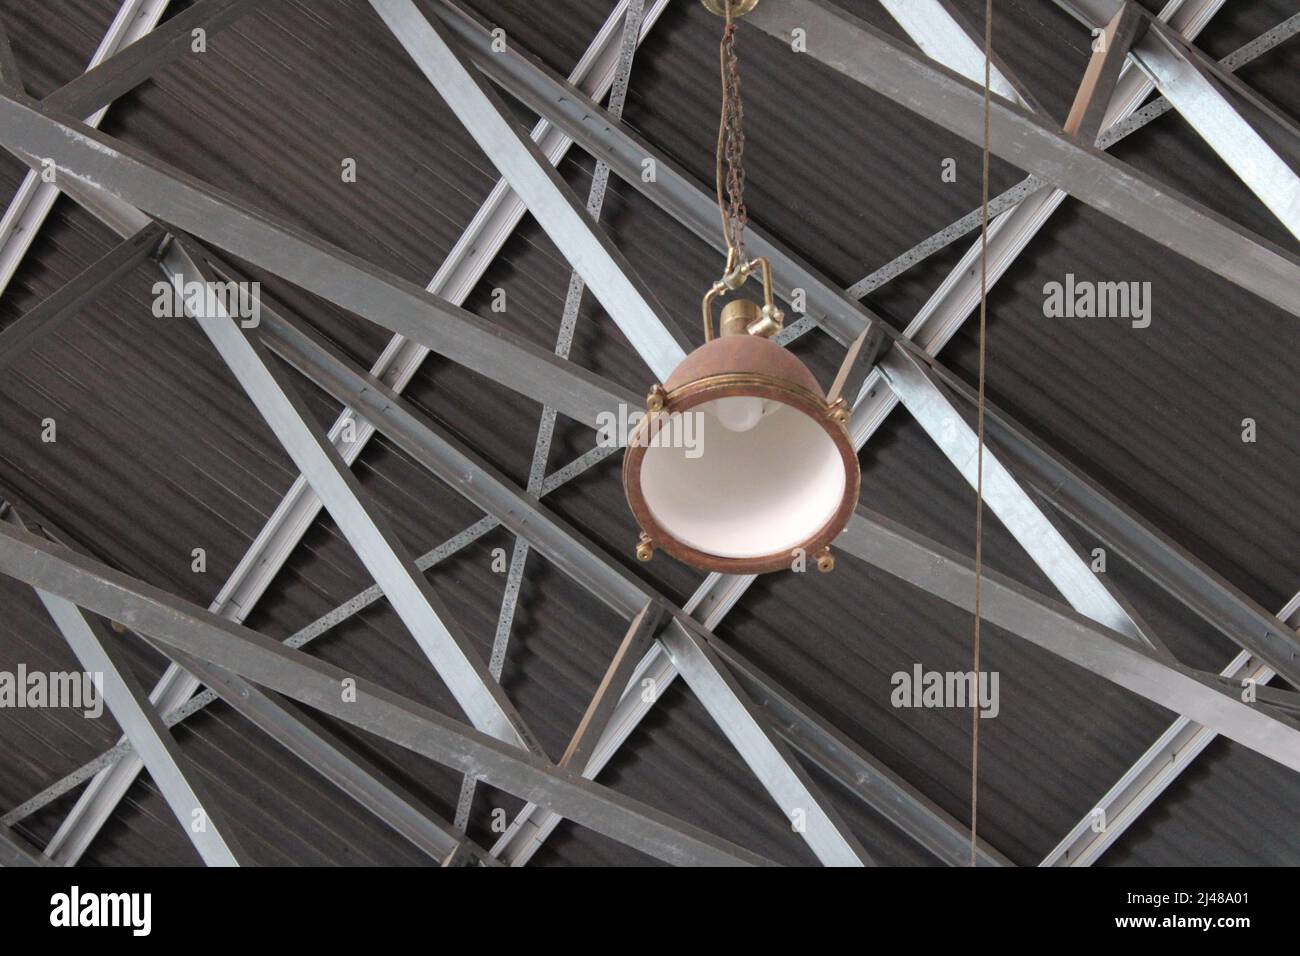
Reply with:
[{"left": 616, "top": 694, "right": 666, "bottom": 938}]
[{"left": 0, "top": 0, "right": 1294, "bottom": 866}]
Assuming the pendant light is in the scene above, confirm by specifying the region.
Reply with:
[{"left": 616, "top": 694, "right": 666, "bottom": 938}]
[{"left": 622, "top": 0, "right": 861, "bottom": 575}]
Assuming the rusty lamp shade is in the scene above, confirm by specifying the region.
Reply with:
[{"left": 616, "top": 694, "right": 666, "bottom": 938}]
[{"left": 623, "top": 300, "right": 860, "bottom": 575}]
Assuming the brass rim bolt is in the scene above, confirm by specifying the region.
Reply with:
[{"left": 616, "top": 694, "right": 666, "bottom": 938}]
[
  {"left": 816, "top": 548, "right": 835, "bottom": 573},
  {"left": 828, "top": 397, "right": 850, "bottom": 426},
  {"left": 636, "top": 534, "right": 655, "bottom": 562},
  {"left": 646, "top": 384, "right": 667, "bottom": 413}
]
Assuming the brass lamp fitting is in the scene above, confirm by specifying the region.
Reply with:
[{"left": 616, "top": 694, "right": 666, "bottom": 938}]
[
  {"left": 719, "top": 298, "right": 762, "bottom": 337},
  {"left": 702, "top": 0, "right": 759, "bottom": 16}
]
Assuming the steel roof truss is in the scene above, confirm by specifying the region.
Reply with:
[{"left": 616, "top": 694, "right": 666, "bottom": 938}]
[{"left": 0, "top": 522, "right": 773, "bottom": 868}]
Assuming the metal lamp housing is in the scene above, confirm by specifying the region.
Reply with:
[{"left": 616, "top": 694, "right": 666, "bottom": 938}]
[{"left": 623, "top": 316, "right": 860, "bottom": 574}]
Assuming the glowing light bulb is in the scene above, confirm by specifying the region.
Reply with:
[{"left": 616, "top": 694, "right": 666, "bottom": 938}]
[{"left": 710, "top": 396, "right": 764, "bottom": 432}]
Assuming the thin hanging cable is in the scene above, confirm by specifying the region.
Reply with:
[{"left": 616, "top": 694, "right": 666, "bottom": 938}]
[
  {"left": 971, "top": 0, "right": 993, "bottom": 866},
  {"left": 715, "top": 1, "right": 747, "bottom": 263}
]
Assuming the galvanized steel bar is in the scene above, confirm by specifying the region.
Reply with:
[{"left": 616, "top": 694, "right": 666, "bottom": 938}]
[
  {"left": 879, "top": 346, "right": 1166, "bottom": 655},
  {"left": 0, "top": 223, "right": 164, "bottom": 370},
  {"left": 1129, "top": 19, "right": 1300, "bottom": 241},
  {"left": 43, "top": 0, "right": 263, "bottom": 120},
  {"left": 0, "top": 89, "right": 640, "bottom": 428},
  {"left": 660, "top": 619, "right": 875, "bottom": 866}
]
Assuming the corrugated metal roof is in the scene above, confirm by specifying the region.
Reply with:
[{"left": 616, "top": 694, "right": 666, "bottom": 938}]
[{"left": 0, "top": 0, "right": 1295, "bottom": 866}]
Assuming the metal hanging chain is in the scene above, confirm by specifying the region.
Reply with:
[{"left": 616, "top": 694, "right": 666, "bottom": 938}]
[
  {"left": 716, "top": 2, "right": 748, "bottom": 263},
  {"left": 971, "top": 0, "right": 993, "bottom": 868}
]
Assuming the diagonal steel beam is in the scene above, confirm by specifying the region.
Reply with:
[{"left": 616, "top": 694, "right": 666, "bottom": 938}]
[
  {"left": 878, "top": 0, "right": 1040, "bottom": 110},
  {"left": 152, "top": 640, "right": 492, "bottom": 865},
  {"left": 1140, "top": 16, "right": 1300, "bottom": 140},
  {"left": 835, "top": 507, "right": 1300, "bottom": 774},
  {"left": 44, "top": 0, "right": 263, "bottom": 120},
  {"left": 660, "top": 619, "right": 874, "bottom": 866},
  {"left": 1025, "top": 485, "right": 1164, "bottom": 657},
  {"left": 250, "top": 290, "right": 649, "bottom": 617},
  {"left": 32, "top": 594, "right": 248, "bottom": 866},
  {"left": 744, "top": 0, "right": 1300, "bottom": 319},
  {"left": 1129, "top": 18, "right": 1300, "bottom": 241},
  {"left": 460, "top": 0, "right": 652, "bottom": 830},
  {"left": 1056, "top": 0, "right": 1223, "bottom": 44},
  {"left": 709, "top": 637, "right": 1012, "bottom": 867},
  {"left": 43, "top": 2, "right": 670, "bottom": 868},
  {"left": 1043, "top": 590, "right": 1300, "bottom": 865},
  {"left": 851, "top": 1, "right": 1219, "bottom": 399},
  {"left": 0, "top": 222, "right": 164, "bottom": 370},
  {"left": 6, "top": 491, "right": 491, "bottom": 865},
  {"left": 879, "top": 346, "right": 1168, "bottom": 656},
  {"left": 913, "top": 350, "right": 1300, "bottom": 693},
  {"left": 1192, "top": 667, "right": 1300, "bottom": 715},
  {"left": 1063, "top": 2, "right": 1147, "bottom": 142},
  {"left": 842, "top": 0, "right": 1229, "bottom": 434},
  {"left": 0, "top": 89, "right": 639, "bottom": 428},
  {"left": 0, "top": 0, "right": 170, "bottom": 299},
  {"left": 428, "top": 0, "right": 884, "bottom": 350},
  {"left": 164, "top": 240, "right": 539, "bottom": 754},
  {"left": 0, "top": 522, "right": 773, "bottom": 867},
  {"left": 370, "top": 0, "right": 689, "bottom": 381},
  {"left": 11, "top": 508, "right": 247, "bottom": 866}
]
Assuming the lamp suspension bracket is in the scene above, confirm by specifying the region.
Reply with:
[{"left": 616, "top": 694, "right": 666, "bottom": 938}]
[{"left": 702, "top": 255, "right": 784, "bottom": 342}]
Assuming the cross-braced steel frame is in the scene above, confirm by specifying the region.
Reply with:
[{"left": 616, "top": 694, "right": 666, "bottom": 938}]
[{"left": 0, "top": 0, "right": 1296, "bottom": 867}]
